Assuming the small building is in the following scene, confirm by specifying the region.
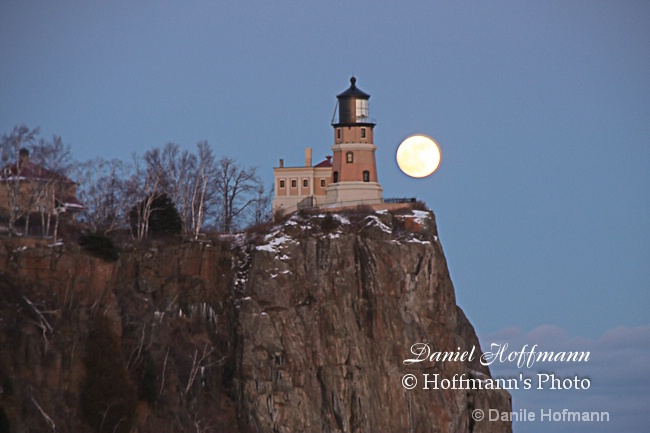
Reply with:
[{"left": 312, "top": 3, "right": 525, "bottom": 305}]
[
  {"left": 0, "top": 148, "right": 82, "bottom": 232},
  {"left": 273, "top": 77, "right": 383, "bottom": 214},
  {"left": 273, "top": 149, "right": 334, "bottom": 213}
]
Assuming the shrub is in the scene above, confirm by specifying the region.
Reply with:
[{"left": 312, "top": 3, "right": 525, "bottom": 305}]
[
  {"left": 413, "top": 200, "right": 428, "bottom": 211},
  {"left": 79, "top": 233, "right": 120, "bottom": 262},
  {"left": 320, "top": 213, "right": 338, "bottom": 232},
  {"left": 245, "top": 219, "right": 274, "bottom": 237},
  {"left": 273, "top": 208, "right": 288, "bottom": 223}
]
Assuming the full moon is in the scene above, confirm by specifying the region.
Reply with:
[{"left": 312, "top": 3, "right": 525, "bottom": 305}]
[{"left": 396, "top": 134, "right": 441, "bottom": 178}]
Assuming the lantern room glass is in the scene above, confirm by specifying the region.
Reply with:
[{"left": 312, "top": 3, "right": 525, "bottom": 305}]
[{"left": 355, "top": 99, "right": 368, "bottom": 120}]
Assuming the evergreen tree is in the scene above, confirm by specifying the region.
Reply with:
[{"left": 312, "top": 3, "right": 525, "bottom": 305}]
[{"left": 129, "top": 193, "right": 182, "bottom": 238}]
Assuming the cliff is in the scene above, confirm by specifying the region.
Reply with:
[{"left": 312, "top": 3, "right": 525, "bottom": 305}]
[{"left": 0, "top": 209, "right": 511, "bottom": 433}]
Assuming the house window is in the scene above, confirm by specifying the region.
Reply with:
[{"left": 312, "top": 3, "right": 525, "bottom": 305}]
[
  {"left": 291, "top": 180, "right": 297, "bottom": 188},
  {"left": 303, "top": 179, "right": 308, "bottom": 188},
  {"left": 360, "top": 128, "right": 366, "bottom": 139},
  {"left": 346, "top": 152, "right": 353, "bottom": 163},
  {"left": 320, "top": 179, "right": 325, "bottom": 187},
  {"left": 279, "top": 180, "right": 285, "bottom": 188},
  {"left": 363, "top": 170, "right": 370, "bottom": 182},
  {"left": 333, "top": 171, "right": 339, "bottom": 183},
  {"left": 337, "top": 128, "right": 341, "bottom": 139}
]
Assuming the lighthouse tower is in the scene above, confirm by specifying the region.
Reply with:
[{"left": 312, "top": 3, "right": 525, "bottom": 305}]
[{"left": 325, "top": 77, "right": 383, "bottom": 207}]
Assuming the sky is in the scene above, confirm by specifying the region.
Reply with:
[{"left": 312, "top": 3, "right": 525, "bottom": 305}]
[{"left": 1, "top": 1, "right": 649, "bottom": 431}]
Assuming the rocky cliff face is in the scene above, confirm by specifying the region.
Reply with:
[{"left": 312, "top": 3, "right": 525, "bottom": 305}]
[{"left": 0, "top": 209, "right": 511, "bottom": 433}]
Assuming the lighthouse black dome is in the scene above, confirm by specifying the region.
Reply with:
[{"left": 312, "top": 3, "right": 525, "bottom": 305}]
[{"left": 337, "top": 76, "right": 370, "bottom": 100}]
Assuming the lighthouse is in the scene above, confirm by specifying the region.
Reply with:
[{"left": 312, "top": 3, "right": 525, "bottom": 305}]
[
  {"left": 272, "top": 77, "right": 384, "bottom": 214},
  {"left": 325, "top": 76, "right": 383, "bottom": 207}
]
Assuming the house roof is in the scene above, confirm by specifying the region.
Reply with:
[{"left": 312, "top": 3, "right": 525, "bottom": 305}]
[
  {"left": 1, "top": 161, "right": 75, "bottom": 184},
  {"left": 314, "top": 156, "right": 333, "bottom": 168}
]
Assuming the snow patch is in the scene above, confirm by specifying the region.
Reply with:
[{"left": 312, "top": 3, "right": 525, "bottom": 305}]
[
  {"left": 411, "top": 210, "right": 430, "bottom": 225},
  {"left": 407, "top": 237, "right": 431, "bottom": 244},
  {"left": 270, "top": 268, "right": 291, "bottom": 278},
  {"left": 364, "top": 215, "right": 392, "bottom": 234},
  {"left": 256, "top": 235, "right": 293, "bottom": 253},
  {"left": 333, "top": 214, "right": 350, "bottom": 224}
]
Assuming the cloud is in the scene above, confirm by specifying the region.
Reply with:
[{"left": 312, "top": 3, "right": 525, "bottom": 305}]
[{"left": 478, "top": 324, "right": 650, "bottom": 433}]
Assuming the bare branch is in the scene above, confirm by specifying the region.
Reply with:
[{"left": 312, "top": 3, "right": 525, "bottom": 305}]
[
  {"left": 31, "top": 396, "right": 56, "bottom": 431},
  {"left": 127, "top": 324, "right": 147, "bottom": 371},
  {"left": 184, "top": 344, "right": 215, "bottom": 396},
  {"left": 159, "top": 346, "right": 170, "bottom": 396},
  {"left": 23, "top": 296, "right": 53, "bottom": 332}
]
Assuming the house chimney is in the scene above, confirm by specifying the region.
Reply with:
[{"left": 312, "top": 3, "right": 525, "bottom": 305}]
[
  {"left": 305, "top": 148, "right": 312, "bottom": 167},
  {"left": 279, "top": 158, "right": 284, "bottom": 168},
  {"left": 19, "top": 148, "right": 29, "bottom": 166}
]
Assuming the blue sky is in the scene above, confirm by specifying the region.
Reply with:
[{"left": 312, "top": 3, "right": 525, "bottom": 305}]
[{"left": 2, "top": 2, "right": 649, "bottom": 431}]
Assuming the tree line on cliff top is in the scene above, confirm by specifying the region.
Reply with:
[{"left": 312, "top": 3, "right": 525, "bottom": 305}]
[{"left": 1, "top": 125, "right": 271, "bottom": 239}]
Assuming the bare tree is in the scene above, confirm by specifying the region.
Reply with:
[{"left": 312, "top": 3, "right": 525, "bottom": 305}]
[
  {"left": 29, "top": 135, "right": 74, "bottom": 239},
  {"left": 75, "top": 158, "right": 128, "bottom": 233},
  {"left": 142, "top": 141, "right": 221, "bottom": 239},
  {"left": 125, "top": 154, "right": 163, "bottom": 240},
  {"left": 213, "top": 157, "right": 261, "bottom": 233},
  {"left": 18, "top": 166, "right": 48, "bottom": 236},
  {"left": 248, "top": 182, "right": 273, "bottom": 227},
  {"left": 188, "top": 142, "right": 217, "bottom": 239},
  {"left": 30, "top": 134, "right": 73, "bottom": 174},
  {"left": 2, "top": 126, "right": 268, "bottom": 239},
  {"left": 177, "top": 150, "right": 199, "bottom": 236},
  {"left": 143, "top": 143, "right": 180, "bottom": 199}
]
